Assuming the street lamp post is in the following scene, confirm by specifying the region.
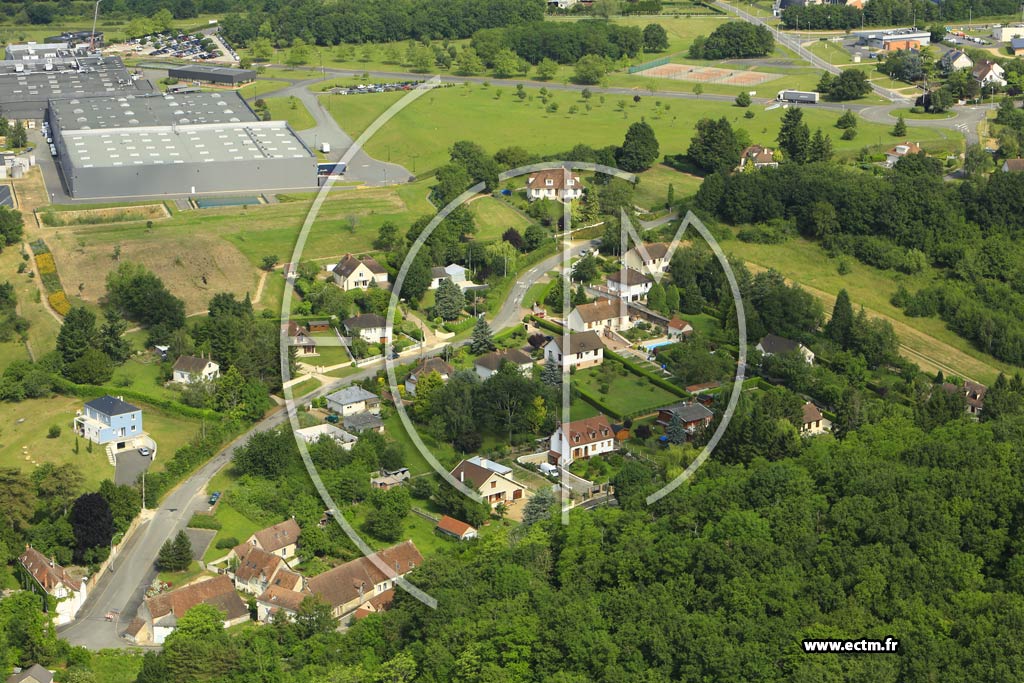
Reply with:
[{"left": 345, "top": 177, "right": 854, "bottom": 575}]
[{"left": 90, "top": 1, "right": 102, "bottom": 52}]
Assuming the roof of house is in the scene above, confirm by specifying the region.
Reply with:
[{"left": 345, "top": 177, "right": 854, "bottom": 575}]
[
  {"left": 606, "top": 268, "right": 652, "bottom": 286},
  {"left": 802, "top": 401, "right": 823, "bottom": 424},
  {"left": 430, "top": 266, "right": 448, "bottom": 279},
  {"left": 270, "top": 568, "right": 304, "bottom": 591},
  {"left": 973, "top": 59, "right": 1003, "bottom": 78},
  {"left": 450, "top": 459, "right": 500, "bottom": 489},
  {"left": 626, "top": 242, "right": 670, "bottom": 260},
  {"left": 1004, "top": 158, "right": 1024, "bottom": 171},
  {"left": 410, "top": 357, "right": 454, "bottom": 380},
  {"left": 661, "top": 402, "right": 714, "bottom": 423},
  {"left": 475, "top": 347, "right": 534, "bottom": 371},
  {"left": 344, "top": 313, "right": 387, "bottom": 330},
  {"left": 943, "top": 49, "right": 971, "bottom": 62},
  {"left": 145, "top": 575, "right": 247, "bottom": 623},
  {"left": 83, "top": 395, "right": 139, "bottom": 417},
  {"left": 526, "top": 168, "right": 581, "bottom": 190},
  {"left": 964, "top": 380, "right": 987, "bottom": 409},
  {"left": 353, "top": 588, "right": 396, "bottom": 620},
  {"left": 571, "top": 299, "right": 628, "bottom": 324},
  {"left": 232, "top": 543, "right": 284, "bottom": 583},
  {"left": 437, "top": 515, "right": 476, "bottom": 538},
  {"left": 758, "top": 333, "right": 801, "bottom": 355},
  {"left": 741, "top": 144, "right": 775, "bottom": 165},
  {"left": 250, "top": 519, "right": 301, "bottom": 554},
  {"left": 668, "top": 317, "right": 693, "bottom": 331},
  {"left": 172, "top": 355, "right": 216, "bottom": 375},
  {"left": 343, "top": 413, "right": 385, "bottom": 432},
  {"left": 286, "top": 321, "right": 312, "bottom": 338},
  {"left": 256, "top": 584, "right": 310, "bottom": 613},
  {"left": 327, "top": 385, "right": 379, "bottom": 406},
  {"left": 559, "top": 415, "right": 614, "bottom": 446},
  {"left": 886, "top": 141, "right": 922, "bottom": 158},
  {"left": 19, "top": 546, "right": 82, "bottom": 592},
  {"left": 306, "top": 541, "right": 423, "bottom": 609},
  {"left": 547, "top": 330, "right": 604, "bottom": 355},
  {"left": 333, "top": 254, "right": 387, "bottom": 278},
  {"left": 466, "top": 456, "right": 512, "bottom": 476},
  {"left": 6, "top": 664, "right": 53, "bottom": 683}
]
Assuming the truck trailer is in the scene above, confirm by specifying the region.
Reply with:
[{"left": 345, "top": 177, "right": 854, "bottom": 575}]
[{"left": 776, "top": 90, "right": 820, "bottom": 104}]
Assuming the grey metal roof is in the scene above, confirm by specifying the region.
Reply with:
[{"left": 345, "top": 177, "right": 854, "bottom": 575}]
[
  {"left": 327, "top": 385, "right": 379, "bottom": 406},
  {"left": 168, "top": 64, "right": 256, "bottom": 79},
  {"left": 60, "top": 120, "right": 312, "bottom": 170},
  {"left": 85, "top": 394, "right": 140, "bottom": 416},
  {"left": 343, "top": 413, "right": 385, "bottom": 432},
  {"left": 49, "top": 91, "right": 256, "bottom": 131},
  {"left": 0, "top": 186, "right": 12, "bottom": 207},
  {"left": 663, "top": 402, "right": 713, "bottom": 423},
  {"left": 758, "top": 333, "right": 800, "bottom": 355},
  {"left": 0, "top": 56, "right": 146, "bottom": 114}
]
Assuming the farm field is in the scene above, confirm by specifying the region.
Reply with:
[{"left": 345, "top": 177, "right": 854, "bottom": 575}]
[
  {"left": 329, "top": 83, "right": 963, "bottom": 175},
  {"left": 724, "top": 235, "right": 1018, "bottom": 383},
  {"left": 0, "top": 396, "right": 200, "bottom": 491}
]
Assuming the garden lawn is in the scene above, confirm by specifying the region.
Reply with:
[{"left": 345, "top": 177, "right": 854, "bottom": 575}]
[
  {"left": 157, "top": 560, "right": 210, "bottom": 588},
  {"left": 574, "top": 364, "right": 680, "bottom": 417},
  {"left": 286, "top": 376, "right": 322, "bottom": 398},
  {"left": 201, "top": 499, "right": 265, "bottom": 563},
  {"left": 634, "top": 164, "right": 703, "bottom": 211},
  {"left": 108, "top": 357, "right": 180, "bottom": 402},
  {"left": 329, "top": 83, "right": 962, "bottom": 176},
  {"left": 264, "top": 95, "right": 317, "bottom": 130},
  {"left": 90, "top": 652, "right": 145, "bottom": 683},
  {"left": 342, "top": 503, "right": 450, "bottom": 557},
  {"left": 468, "top": 196, "right": 531, "bottom": 241}
]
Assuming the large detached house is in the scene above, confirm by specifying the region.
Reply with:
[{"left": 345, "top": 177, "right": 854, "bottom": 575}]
[
  {"left": 549, "top": 415, "right": 617, "bottom": 467},
  {"left": 326, "top": 385, "right": 381, "bottom": 416},
  {"left": 306, "top": 541, "right": 423, "bottom": 621},
  {"left": 171, "top": 355, "right": 220, "bottom": 384},
  {"left": 544, "top": 331, "right": 604, "bottom": 370},
  {"left": 74, "top": 395, "right": 143, "bottom": 449},
  {"left": 623, "top": 242, "right": 670, "bottom": 274},
  {"left": 139, "top": 575, "right": 248, "bottom": 644},
  {"left": 246, "top": 518, "right": 302, "bottom": 562},
  {"left": 18, "top": 546, "right": 87, "bottom": 626},
  {"left": 450, "top": 457, "right": 527, "bottom": 507},
  {"left": 526, "top": 168, "right": 583, "bottom": 202},
  {"left": 739, "top": 144, "right": 778, "bottom": 170},
  {"left": 474, "top": 348, "right": 534, "bottom": 380},
  {"left": 605, "top": 268, "right": 652, "bottom": 302},
  {"left": 757, "top": 333, "right": 815, "bottom": 365},
  {"left": 344, "top": 313, "right": 390, "bottom": 344},
  {"left": 332, "top": 254, "right": 389, "bottom": 291},
  {"left": 405, "top": 357, "right": 453, "bottom": 396},
  {"left": 567, "top": 299, "right": 632, "bottom": 333}
]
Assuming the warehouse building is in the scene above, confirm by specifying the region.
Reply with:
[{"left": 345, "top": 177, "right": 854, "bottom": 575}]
[
  {"left": 167, "top": 64, "right": 256, "bottom": 86},
  {"left": 0, "top": 55, "right": 150, "bottom": 120},
  {"left": 4, "top": 42, "right": 94, "bottom": 61},
  {"left": 48, "top": 91, "right": 316, "bottom": 198},
  {"left": 44, "top": 31, "right": 104, "bottom": 48}
]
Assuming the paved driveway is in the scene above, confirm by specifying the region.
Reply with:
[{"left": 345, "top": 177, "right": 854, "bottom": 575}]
[{"left": 114, "top": 449, "right": 153, "bottom": 486}]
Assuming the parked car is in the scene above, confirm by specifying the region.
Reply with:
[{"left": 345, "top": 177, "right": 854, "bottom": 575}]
[
  {"left": 208, "top": 491, "right": 221, "bottom": 505},
  {"left": 138, "top": 447, "right": 152, "bottom": 457}
]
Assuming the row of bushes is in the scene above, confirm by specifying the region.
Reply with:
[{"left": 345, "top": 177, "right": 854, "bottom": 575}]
[{"left": 52, "top": 376, "right": 220, "bottom": 421}]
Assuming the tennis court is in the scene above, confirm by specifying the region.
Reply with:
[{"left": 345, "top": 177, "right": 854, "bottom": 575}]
[{"left": 635, "top": 63, "right": 780, "bottom": 86}]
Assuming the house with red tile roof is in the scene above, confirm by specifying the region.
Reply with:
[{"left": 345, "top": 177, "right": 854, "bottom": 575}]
[
  {"left": 139, "top": 575, "right": 248, "bottom": 644},
  {"left": 246, "top": 518, "right": 301, "bottom": 562},
  {"left": 548, "top": 415, "right": 617, "bottom": 467},
  {"left": 526, "top": 168, "right": 582, "bottom": 202},
  {"left": 436, "top": 515, "right": 478, "bottom": 540},
  {"left": 18, "top": 546, "right": 87, "bottom": 626},
  {"left": 306, "top": 541, "right": 423, "bottom": 621}
]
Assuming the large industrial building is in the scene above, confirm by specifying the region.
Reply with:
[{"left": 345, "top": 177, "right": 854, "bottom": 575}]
[
  {"left": 167, "top": 64, "right": 256, "bottom": 86},
  {"left": 0, "top": 54, "right": 151, "bottom": 119},
  {"left": 4, "top": 42, "right": 94, "bottom": 61},
  {"left": 47, "top": 91, "right": 316, "bottom": 198}
]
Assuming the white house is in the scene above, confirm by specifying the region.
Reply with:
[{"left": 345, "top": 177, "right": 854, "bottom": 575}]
[
  {"left": 623, "top": 242, "right": 670, "bottom": 274},
  {"left": 941, "top": 49, "right": 973, "bottom": 73},
  {"left": 326, "top": 385, "right": 381, "bottom": 416},
  {"left": 973, "top": 59, "right": 1006, "bottom": 87},
  {"left": 549, "top": 415, "right": 617, "bottom": 467},
  {"left": 428, "top": 263, "right": 471, "bottom": 290},
  {"left": 567, "top": 299, "right": 632, "bottom": 333},
  {"left": 757, "top": 333, "right": 815, "bottom": 365},
  {"left": 18, "top": 546, "right": 87, "bottom": 626},
  {"left": 801, "top": 401, "right": 831, "bottom": 435},
  {"left": 738, "top": 145, "right": 779, "bottom": 170},
  {"left": 884, "top": 141, "right": 923, "bottom": 167},
  {"left": 344, "top": 314, "right": 389, "bottom": 345},
  {"left": 332, "top": 254, "right": 389, "bottom": 291},
  {"left": 474, "top": 348, "right": 534, "bottom": 380},
  {"left": 544, "top": 330, "right": 604, "bottom": 370},
  {"left": 171, "top": 355, "right": 220, "bottom": 384},
  {"left": 450, "top": 458, "right": 527, "bottom": 508},
  {"left": 405, "top": 357, "right": 454, "bottom": 396},
  {"left": 605, "top": 268, "right": 652, "bottom": 302},
  {"left": 294, "top": 424, "right": 358, "bottom": 449},
  {"left": 526, "top": 168, "right": 583, "bottom": 202}
]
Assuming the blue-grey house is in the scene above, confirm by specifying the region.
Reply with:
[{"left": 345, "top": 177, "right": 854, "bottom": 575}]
[{"left": 74, "top": 395, "right": 143, "bottom": 448}]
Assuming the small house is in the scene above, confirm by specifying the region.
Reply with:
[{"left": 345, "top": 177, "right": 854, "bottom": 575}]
[
  {"left": 972, "top": 59, "right": 1006, "bottom": 87},
  {"left": 429, "top": 263, "right": 471, "bottom": 290},
  {"left": 567, "top": 299, "right": 632, "bottom": 333},
  {"left": 656, "top": 402, "right": 714, "bottom": 435},
  {"left": 5, "top": 664, "right": 54, "bottom": 683},
  {"left": 738, "top": 144, "right": 778, "bottom": 170},
  {"left": 370, "top": 468, "right": 411, "bottom": 490},
  {"left": 140, "top": 575, "right": 248, "bottom": 644},
  {"left": 255, "top": 582, "right": 311, "bottom": 623},
  {"left": 884, "top": 141, "right": 923, "bottom": 167},
  {"left": 285, "top": 321, "right": 317, "bottom": 356},
  {"left": 171, "top": 355, "right": 220, "bottom": 384},
  {"left": 294, "top": 424, "right": 358, "bottom": 449},
  {"left": 544, "top": 331, "right": 604, "bottom": 370},
  {"left": 405, "top": 357, "right": 453, "bottom": 396},
  {"left": 548, "top": 415, "right": 617, "bottom": 467},
  {"left": 757, "top": 334, "right": 815, "bottom": 365},
  {"left": 1002, "top": 158, "right": 1024, "bottom": 172},
  {"left": 326, "top": 385, "right": 381, "bottom": 416},
  {"left": 667, "top": 317, "right": 694, "bottom": 339},
  {"left": 474, "top": 348, "right": 534, "bottom": 380},
  {"left": 436, "top": 515, "right": 478, "bottom": 540},
  {"left": 801, "top": 401, "right": 830, "bottom": 435},
  {"left": 332, "top": 254, "right": 389, "bottom": 291},
  {"left": 526, "top": 168, "right": 583, "bottom": 202},
  {"left": 605, "top": 268, "right": 652, "bottom": 302},
  {"left": 344, "top": 313, "right": 389, "bottom": 345},
  {"left": 73, "top": 395, "right": 143, "bottom": 449},
  {"left": 623, "top": 242, "right": 670, "bottom": 274},
  {"left": 343, "top": 412, "right": 386, "bottom": 433},
  {"left": 450, "top": 458, "right": 526, "bottom": 507},
  {"left": 964, "top": 380, "right": 986, "bottom": 416},
  {"left": 18, "top": 546, "right": 87, "bottom": 626},
  {"left": 227, "top": 543, "right": 293, "bottom": 596},
  {"left": 246, "top": 518, "right": 302, "bottom": 562},
  {"left": 941, "top": 49, "right": 973, "bottom": 72}
]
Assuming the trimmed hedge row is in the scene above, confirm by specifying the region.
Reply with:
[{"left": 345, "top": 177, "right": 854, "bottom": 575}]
[
  {"left": 52, "top": 376, "right": 220, "bottom": 421},
  {"left": 443, "top": 316, "right": 476, "bottom": 334}
]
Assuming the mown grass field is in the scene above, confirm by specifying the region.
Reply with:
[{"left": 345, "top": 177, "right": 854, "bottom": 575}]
[
  {"left": 468, "top": 196, "right": 531, "bottom": 241},
  {"left": 330, "top": 82, "right": 963, "bottom": 175},
  {"left": 724, "top": 235, "right": 1019, "bottom": 383},
  {"left": 634, "top": 163, "right": 703, "bottom": 210},
  {"left": 574, "top": 364, "right": 680, "bottom": 416},
  {"left": 264, "top": 95, "right": 317, "bottom": 130}
]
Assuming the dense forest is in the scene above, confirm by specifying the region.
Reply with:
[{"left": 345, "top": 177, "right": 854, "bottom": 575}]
[{"left": 782, "top": 0, "right": 1023, "bottom": 29}]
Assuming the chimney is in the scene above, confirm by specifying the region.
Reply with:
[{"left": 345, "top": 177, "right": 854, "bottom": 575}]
[{"left": 459, "top": 470, "right": 464, "bottom": 483}]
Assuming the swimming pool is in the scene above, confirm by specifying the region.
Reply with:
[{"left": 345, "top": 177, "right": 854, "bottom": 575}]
[{"left": 643, "top": 340, "right": 676, "bottom": 352}]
